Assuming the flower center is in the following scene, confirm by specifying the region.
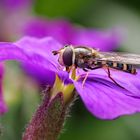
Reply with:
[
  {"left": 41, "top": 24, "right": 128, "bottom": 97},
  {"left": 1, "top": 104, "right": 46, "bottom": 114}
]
[{"left": 51, "top": 75, "right": 75, "bottom": 104}]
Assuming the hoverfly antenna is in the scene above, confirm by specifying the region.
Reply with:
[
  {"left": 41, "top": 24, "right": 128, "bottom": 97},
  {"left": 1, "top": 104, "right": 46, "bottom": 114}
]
[
  {"left": 52, "top": 50, "right": 59, "bottom": 55},
  {"left": 91, "top": 47, "right": 99, "bottom": 51},
  {"left": 64, "top": 44, "right": 70, "bottom": 48}
]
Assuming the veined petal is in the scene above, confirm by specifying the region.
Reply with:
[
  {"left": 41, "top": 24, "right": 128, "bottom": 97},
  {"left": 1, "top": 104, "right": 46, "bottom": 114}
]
[
  {"left": 14, "top": 36, "right": 65, "bottom": 85},
  {"left": 0, "top": 42, "right": 58, "bottom": 72},
  {"left": 57, "top": 71, "right": 73, "bottom": 85},
  {"left": 23, "top": 65, "right": 72, "bottom": 87},
  {"left": 0, "top": 36, "right": 64, "bottom": 71},
  {"left": 0, "top": 37, "right": 71, "bottom": 86},
  {"left": 0, "top": 38, "right": 63, "bottom": 86},
  {"left": 22, "top": 64, "right": 56, "bottom": 87},
  {"left": 78, "top": 68, "right": 140, "bottom": 97},
  {"left": 15, "top": 36, "right": 62, "bottom": 64},
  {"left": 74, "top": 72, "right": 140, "bottom": 119}
]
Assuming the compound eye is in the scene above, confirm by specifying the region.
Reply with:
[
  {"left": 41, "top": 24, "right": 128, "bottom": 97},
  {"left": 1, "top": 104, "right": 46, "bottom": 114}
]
[{"left": 63, "top": 47, "right": 73, "bottom": 66}]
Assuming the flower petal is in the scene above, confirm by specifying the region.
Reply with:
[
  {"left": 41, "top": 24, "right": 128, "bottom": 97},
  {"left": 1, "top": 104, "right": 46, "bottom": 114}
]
[
  {"left": 72, "top": 28, "right": 121, "bottom": 51},
  {"left": 24, "top": 18, "right": 75, "bottom": 45},
  {"left": 23, "top": 64, "right": 72, "bottom": 87},
  {"left": 23, "top": 18, "right": 120, "bottom": 51},
  {"left": 74, "top": 73, "right": 140, "bottom": 120},
  {"left": 14, "top": 36, "right": 65, "bottom": 85},
  {"left": 0, "top": 37, "right": 64, "bottom": 86},
  {"left": 0, "top": 36, "right": 64, "bottom": 71},
  {"left": 0, "top": 0, "right": 30, "bottom": 11},
  {"left": 22, "top": 64, "right": 56, "bottom": 87},
  {"left": 0, "top": 42, "right": 58, "bottom": 72},
  {"left": 57, "top": 71, "right": 73, "bottom": 85},
  {"left": 15, "top": 36, "right": 62, "bottom": 64},
  {"left": 0, "top": 37, "right": 72, "bottom": 86},
  {"left": 78, "top": 68, "right": 140, "bottom": 97}
]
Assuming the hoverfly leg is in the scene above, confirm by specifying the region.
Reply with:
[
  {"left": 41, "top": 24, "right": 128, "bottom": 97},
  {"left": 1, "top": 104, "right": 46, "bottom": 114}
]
[
  {"left": 83, "top": 68, "right": 88, "bottom": 72},
  {"left": 88, "top": 66, "right": 102, "bottom": 70},
  {"left": 82, "top": 71, "right": 89, "bottom": 88},
  {"left": 66, "top": 66, "right": 71, "bottom": 73},
  {"left": 106, "top": 67, "right": 125, "bottom": 89},
  {"left": 82, "top": 66, "right": 102, "bottom": 88}
]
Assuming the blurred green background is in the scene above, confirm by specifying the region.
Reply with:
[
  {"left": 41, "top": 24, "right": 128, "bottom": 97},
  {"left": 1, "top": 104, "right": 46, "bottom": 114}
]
[{"left": 1, "top": 0, "right": 140, "bottom": 140}]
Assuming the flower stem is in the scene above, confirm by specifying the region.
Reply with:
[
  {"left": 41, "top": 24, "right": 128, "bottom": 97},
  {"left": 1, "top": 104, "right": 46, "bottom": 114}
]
[{"left": 22, "top": 86, "right": 70, "bottom": 140}]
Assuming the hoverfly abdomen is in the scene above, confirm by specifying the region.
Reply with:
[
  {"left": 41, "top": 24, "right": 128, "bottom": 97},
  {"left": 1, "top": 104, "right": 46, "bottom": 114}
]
[
  {"left": 106, "top": 61, "right": 137, "bottom": 74},
  {"left": 126, "top": 64, "right": 137, "bottom": 74},
  {"left": 117, "top": 63, "right": 124, "bottom": 70},
  {"left": 93, "top": 61, "right": 107, "bottom": 66},
  {"left": 107, "top": 61, "right": 113, "bottom": 67}
]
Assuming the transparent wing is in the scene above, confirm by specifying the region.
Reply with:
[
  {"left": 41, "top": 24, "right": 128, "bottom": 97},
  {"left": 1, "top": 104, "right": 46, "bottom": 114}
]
[{"left": 97, "top": 52, "right": 140, "bottom": 65}]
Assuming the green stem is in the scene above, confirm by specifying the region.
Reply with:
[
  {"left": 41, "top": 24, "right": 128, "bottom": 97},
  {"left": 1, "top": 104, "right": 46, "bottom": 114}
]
[{"left": 22, "top": 87, "right": 68, "bottom": 140}]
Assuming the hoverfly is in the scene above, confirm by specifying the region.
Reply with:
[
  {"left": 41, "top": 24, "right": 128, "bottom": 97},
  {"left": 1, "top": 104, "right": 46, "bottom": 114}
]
[{"left": 52, "top": 45, "right": 140, "bottom": 88}]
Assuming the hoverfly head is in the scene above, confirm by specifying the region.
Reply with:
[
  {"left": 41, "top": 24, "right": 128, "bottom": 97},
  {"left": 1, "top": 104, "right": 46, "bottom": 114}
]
[{"left": 52, "top": 45, "right": 74, "bottom": 67}]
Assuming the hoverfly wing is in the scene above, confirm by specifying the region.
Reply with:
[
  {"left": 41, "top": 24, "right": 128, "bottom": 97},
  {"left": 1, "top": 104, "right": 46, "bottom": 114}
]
[{"left": 98, "top": 52, "right": 140, "bottom": 65}]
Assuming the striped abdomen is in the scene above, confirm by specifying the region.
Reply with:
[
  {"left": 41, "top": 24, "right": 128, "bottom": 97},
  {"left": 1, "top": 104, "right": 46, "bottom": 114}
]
[{"left": 107, "top": 61, "right": 137, "bottom": 74}]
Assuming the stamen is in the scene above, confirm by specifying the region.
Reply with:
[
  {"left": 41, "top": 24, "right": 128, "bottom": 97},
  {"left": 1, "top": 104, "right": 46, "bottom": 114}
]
[
  {"left": 71, "top": 66, "right": 76, "bottom": 80},
  {"left": 69, "top": 65, "right": 80, "bottom": 81}
]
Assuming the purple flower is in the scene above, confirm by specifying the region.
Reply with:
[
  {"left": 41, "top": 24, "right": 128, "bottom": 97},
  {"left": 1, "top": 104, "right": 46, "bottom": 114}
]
[
  {"left": 0, "top": 0, "right": 31, "bottom": 11},
  {"left": 0, "top": 0, "right": 121, "bottom": 52},
  {"left": 0, "top": 36, "right": 140, "bottom": 119},
  {"left": 23, "top": 18, "right": 120, "bottom": 50},
  {"left": 0, "top": 0, "right": 32, "bottom": 41}
]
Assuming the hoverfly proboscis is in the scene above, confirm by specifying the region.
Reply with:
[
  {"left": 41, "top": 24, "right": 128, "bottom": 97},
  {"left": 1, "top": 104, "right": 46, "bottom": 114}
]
[{"left": 52, "top": 45, "right": 140, "bottom": 88}]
